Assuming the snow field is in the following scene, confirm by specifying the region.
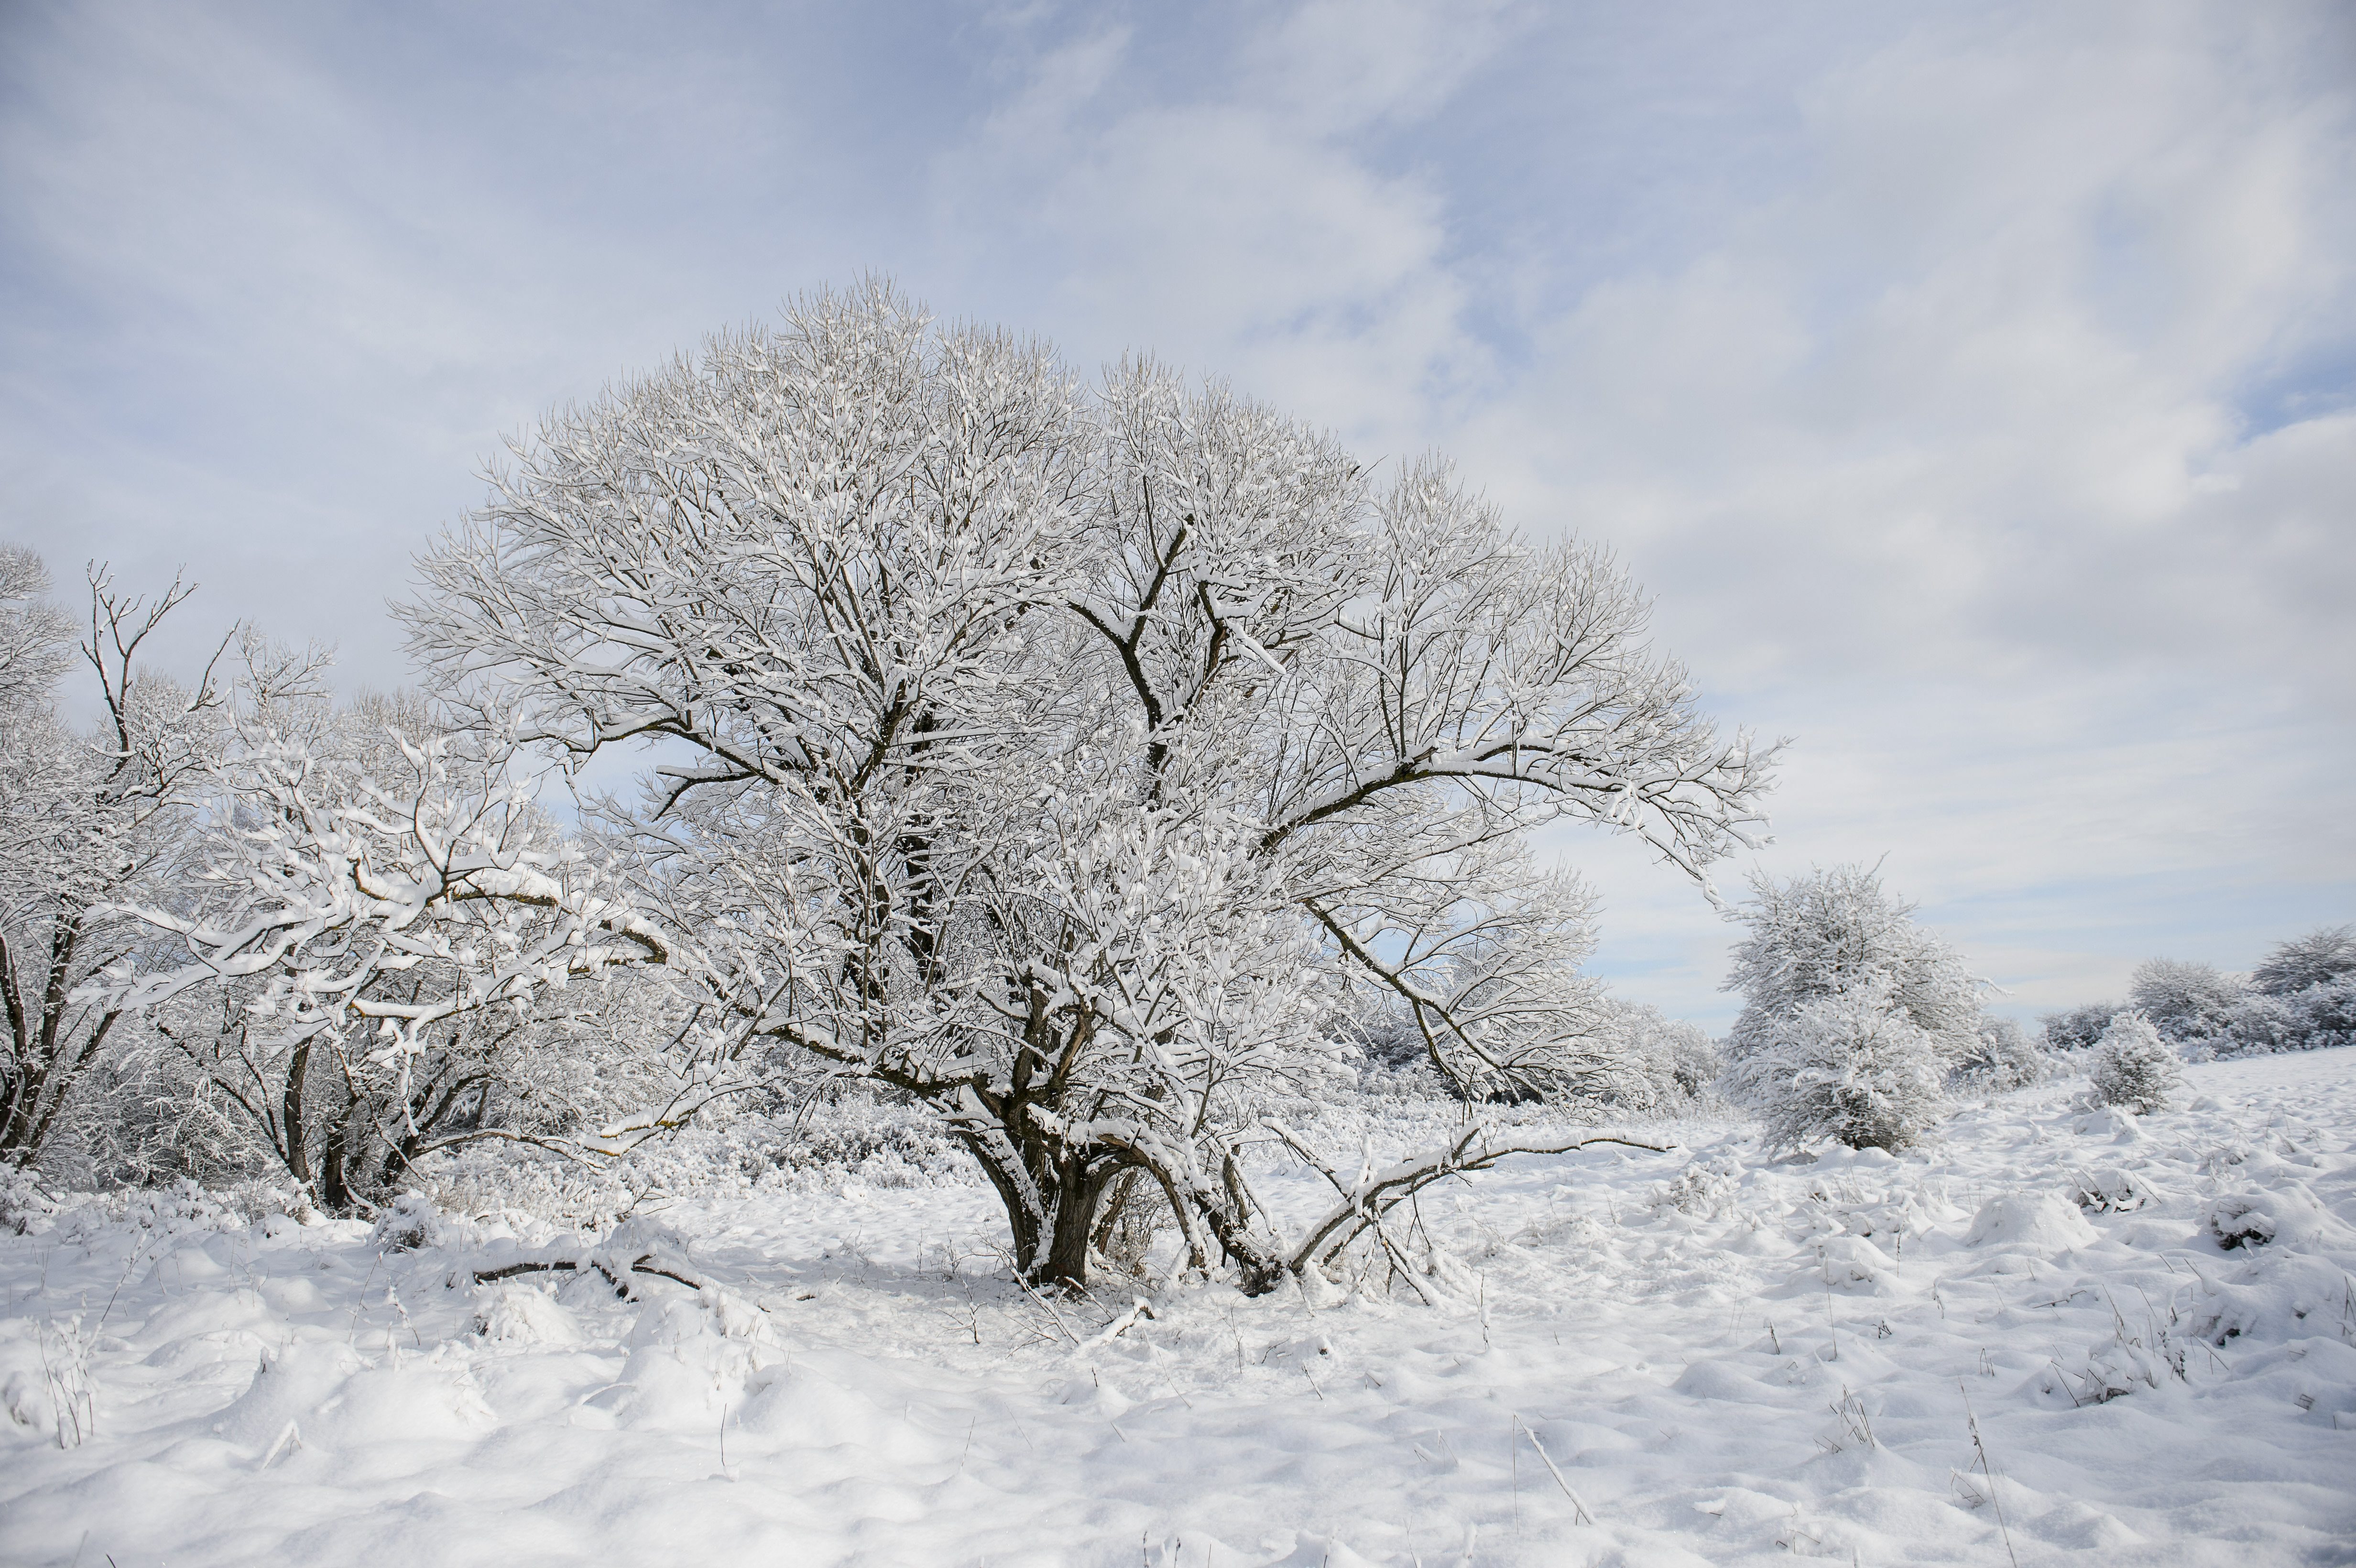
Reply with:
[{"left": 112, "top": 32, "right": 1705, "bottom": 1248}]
[{"left": 4, "top": 1050, "right": 2353, "bottom": 1567}]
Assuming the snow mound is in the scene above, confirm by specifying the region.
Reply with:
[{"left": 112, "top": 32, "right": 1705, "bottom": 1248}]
[
  {"left": 2205, "top": 1183, "right": 2342, "bottom": 1251},
  {"left": 369, "top": 1190, "right": 444, "bottom": 1252},
  {"left": 1963, "top": 1192, "right": 2097, "bottom": 1251},
  {"left": 208, "top": 1339, "right": 368, "bottom": 1451},
  {"left": 2067, "top": 1166, "right": 2155, "bottom": 1212},
  {"left": 471, "top": 1281, "right": 582, "bottom": 1346},
  {"left": 592, "top": 1284, "right": 783, "bottom": 1430},
  {"left": 736, "top": 1359, "right": 932, "bottom": 1460}
]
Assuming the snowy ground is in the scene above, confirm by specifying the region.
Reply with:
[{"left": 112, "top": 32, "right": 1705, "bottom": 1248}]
[{"left": 5, "top": 1051, "right": 2354, "bottom": 1568}]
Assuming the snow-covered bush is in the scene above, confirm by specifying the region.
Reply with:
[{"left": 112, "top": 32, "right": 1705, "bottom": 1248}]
[
  {"left": 1718, "top": 864, "right": 1978, "bottom": 1148},
  {"left": 2067, "top": 929, "right": 2356, "bottom": 1063},
  {"left": 2231, "top": 926, "right": 2356, "bottom": 1056},
  {"left": 95, "top": 646, "right": 704, "bottom": 1214},
  {"left": 2088, "top": 1011, "right": 2181, "bottom": 1114},
  {"left": 370, "top": 1191, "right": 444, "bottom": 1251},
  {"left": 2040, "top": 1001, "right": 2119, "bottom": 1056},
  {"left": 1, "top": 1165, "right": 57, "bottom": 1235},
  {"left": 1599, "top": 1001, "right": 1721, "bottom": 1108},
  {"left": 2127, "top": 959, "right": 2241, "bottom": 1049},
  {"left": 1721, "top": 977, "right": 1948, "bottom": 1152},
  {"left": 1953, "top": 1015, "right": 2050, "bottom": 1090},
  {"left": 2249, "top": 925, "right": 2355, "bottom": 996}
]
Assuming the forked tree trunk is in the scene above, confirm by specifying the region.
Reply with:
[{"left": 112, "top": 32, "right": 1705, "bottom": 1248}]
[{"left": 948, "top": 1101, "right": 1296, "bottom": 1296}]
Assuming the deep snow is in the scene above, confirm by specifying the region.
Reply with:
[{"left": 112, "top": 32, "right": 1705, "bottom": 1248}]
[{"left": 5, "top": 1051, "right": 2353, "bottom": 1567}]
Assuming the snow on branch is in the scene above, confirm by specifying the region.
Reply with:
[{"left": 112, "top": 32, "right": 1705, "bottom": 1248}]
[{"left": 1271, "top": 1118, "right": 1673, "bottom": 1276}]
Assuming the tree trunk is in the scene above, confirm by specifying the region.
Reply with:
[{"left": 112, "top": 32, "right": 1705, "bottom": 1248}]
[
  {"left": 279, "top": 1040, "right": 312, "bottom": 1190},
  {"left": 949, "top": 1112, "right": 1121, "bottom": 1292},
  {"left": 1041, "top": 1154, "right": 1116, "bottom": 1290},
  {"left": 320, "top": 1105, "right": 356, "bottom": 1214}
]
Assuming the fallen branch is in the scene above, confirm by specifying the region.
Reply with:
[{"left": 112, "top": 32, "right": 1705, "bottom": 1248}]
[
  {"left": 1514, "top": 1414, "right": 1593, "bottom": 1523},
  {"left": 1077, "top": 1296, "right": 1158, "bottom": 1353},
  {"left": 471, "top": 1252, "right": 701, "bottom": 1297},
  {"left": 1273, "top": 1120, "right": 1671, "bottom": 1275}
]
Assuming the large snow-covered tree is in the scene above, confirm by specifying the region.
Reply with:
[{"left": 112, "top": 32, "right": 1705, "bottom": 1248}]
[{"left": 402, "top": 284, "right": 1772, "bottom": 1288}]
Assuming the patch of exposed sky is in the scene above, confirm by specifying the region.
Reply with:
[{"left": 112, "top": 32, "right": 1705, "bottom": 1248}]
[{"left": 4, "top": 0, "right": 2349, "bottom": 1027}]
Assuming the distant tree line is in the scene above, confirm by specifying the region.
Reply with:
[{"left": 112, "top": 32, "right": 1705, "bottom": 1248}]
[{"left": 2041, "top": 930, "right": 2356, "bottom": 1061}]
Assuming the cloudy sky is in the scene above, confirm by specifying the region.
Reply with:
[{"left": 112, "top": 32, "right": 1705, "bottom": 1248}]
[{"left": 4, "top": 0, "right": 2350, "bottom": 1026}]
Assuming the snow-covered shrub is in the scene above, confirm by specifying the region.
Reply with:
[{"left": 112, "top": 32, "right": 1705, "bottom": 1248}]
[
  {"left": 371, "top": 1192, "right": 445, "bottom": 1251},
  {"left": 2041, "top": 1001, "right": 2120, "bottom": 1056},
  {"left": 1, "top": 1165, "right": 57, "bottom": 1236},
  {"left": 2127, "top": 958, "right": 2241, "bottom": 1048},
  {"left": 1598, "top": 1001, "right": 1721, "bottom": 1110},
  {"left": 2225, "top": 926, "right": 2356, "bottom": 1056},
  {"left": 87, "top": 648, "right": 708, "bottom": 1216},
  {"left": 2206, "top": 1193, "right": 2278, "bottom": 1251},
  {"left": 1650, "top": 1155, "right": 1742, "bottom": 1217},
  {"left": 1719, "top": 865, "right": 1977, "bottom": 1148},
  {"left": 2051, "top": 929, "right": 2354, "bottom": 1063},
  {"left": 1722, "top": 978, "right": 1948, "bottom": 1152},
  {"left": 473, "top": 1282, "right": 583, "bottom": 1346},
  {"left": 2250, "top": 925, "right": 2355, "bottom": 996},
  {"left": 2068, "top": 1166, "right": 2152, "bottom": 1213},
  {"left": 752, "top": 1095, "right": 966, "bottom": 1188},
  {"left": 1953, "top": 1016, "right": 2050, "bottom": 1090},
  {"left": 1722, "top": 866, "right": 1983, "bottom": 1062},
  {"left": 2202, "top": 1184, "right": 2338, "bottom": 1252},
  {"left": 2088, "top": 1012, "right": 2181, "bottom": 1114}
]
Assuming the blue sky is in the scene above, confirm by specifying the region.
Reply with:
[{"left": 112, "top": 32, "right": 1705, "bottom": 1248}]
[{"left": 5, "top": 0, "right": 2351, "bottom": 1027}]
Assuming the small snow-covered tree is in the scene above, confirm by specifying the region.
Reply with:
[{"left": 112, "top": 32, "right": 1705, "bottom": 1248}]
[
  {"left": 1720, "top": 864, "right": 1982, "bottom": 1059},
  {"left": 100, "top": 647, "right": 702, "bottom": 1209},
  {"left": 1954, "top": 1015, "right": 2049, "bottom": 1090},
  {"left": 1717, "top": 864, "right": 1978, "bottom": 1149},
  {"left": 1722, "top": 977, "right": 1947, "bottom": 1151},
  {"left": 2088, "top": 1010, "right": 2181, "bottom": 1114},
  {"left": 2250, "top": 925, "right": 2355, "bottom": 996},
  {"left": 402, "top": 283, "right": 1772, "bottom": 1289},
  {"left": 2040, "top": 1001, "right": 2118, "bottom": 1056},
  {"left": 1, "top": 556, "right": 226, "bottom": 1167},
  {"left": 2127, "top": 958, "right": 2241, "bottom": 1047}
]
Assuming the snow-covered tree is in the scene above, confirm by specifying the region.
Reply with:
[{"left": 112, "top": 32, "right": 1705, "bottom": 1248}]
[
  {"left": 1, "top": 557, "right": 226, "bottom": 1167},
  {"left": 1722, "top": 976, "right": 1948, "bottom": 1151},
  {"left": 1954, "top": 1015, "right": 2050, "bottom": 1090},
  {"left": 2212, "top": 926, "right": 2356, "bottom": 1057},
  {"left": 2040, "top": 1001, "right": 2118, "bottom": 1056},
  {"left": 1595, "top": 1000, "right": 1719, "bottom": 1109},
  {"left": 2088, "top": 1010, "right": 2181, "bottom": 1114},
  {"left": 2250, "top": 925, "right": 2355, "bottom": 996},
  {"left": 1717, "top": 864, "right": 1978, "bottom": 1149},
  {"left": 2045, "top": 928, "right": 2356, "bottom": 1065},
  {"left": 2127, "top": 958, "right": 2241, "bottom": 1046},
  {"left": 98, "top": 646, "right": 704, "bottom": 1209},
  {"left": 401, "top": 283, "right": 1772, "bottom": 1288},
  {"left": 1720, "top": 865, "right": 1981, "bottom": 1058}
]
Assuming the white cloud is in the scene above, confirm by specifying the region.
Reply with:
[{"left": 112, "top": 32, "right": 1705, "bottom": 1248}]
[{"left": 1, "top": 0, "right": 2346, "bottom": 1027}]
